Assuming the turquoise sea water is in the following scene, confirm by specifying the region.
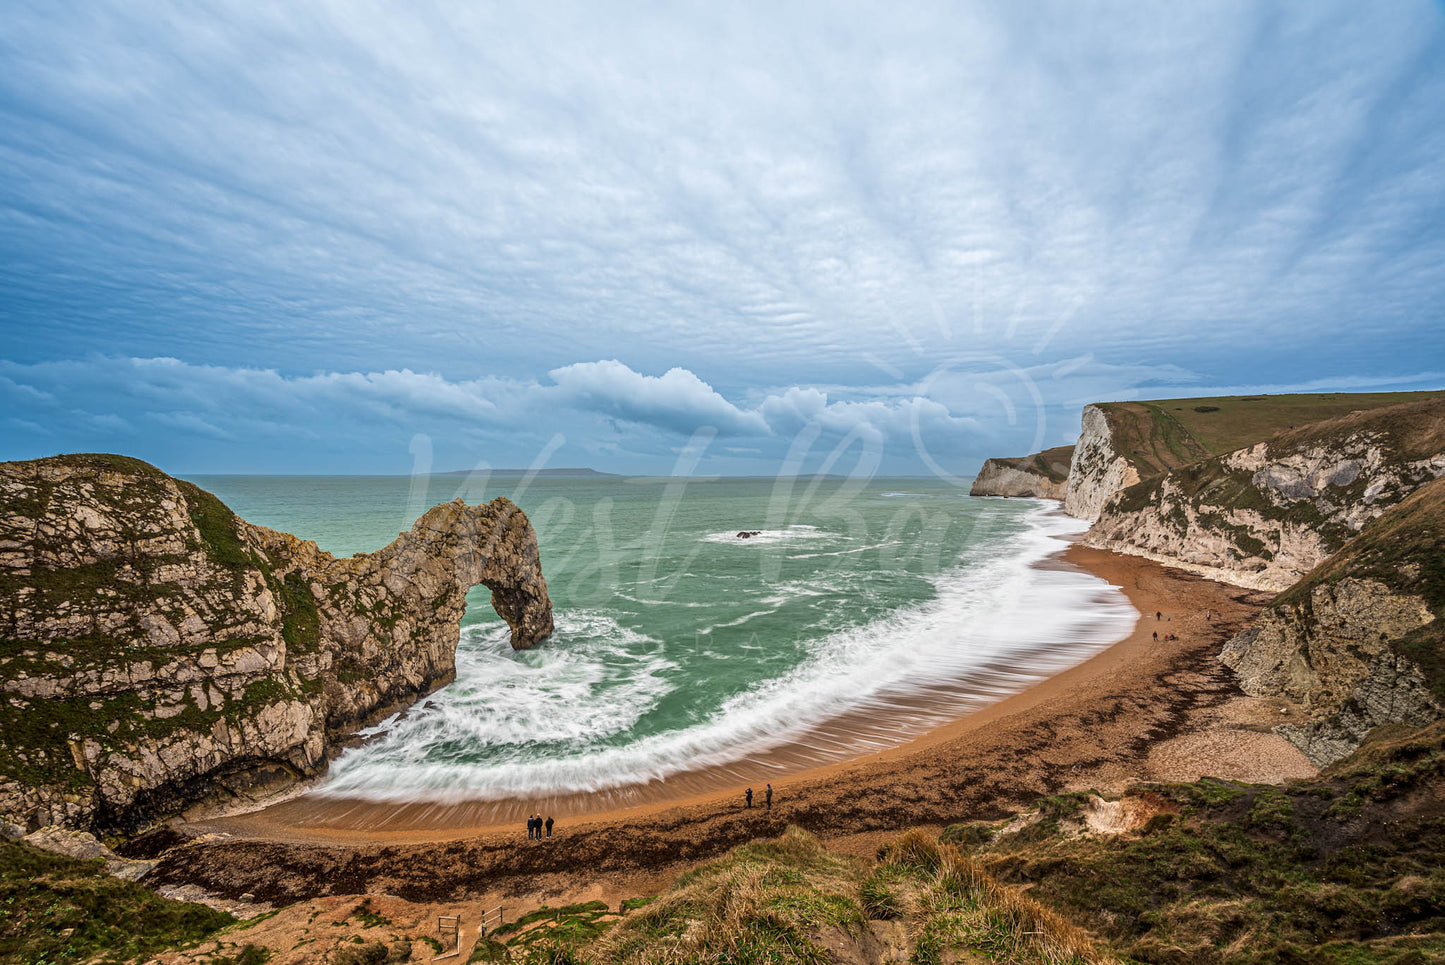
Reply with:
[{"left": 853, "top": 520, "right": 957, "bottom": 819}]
[{"left": 193, "top": 474, "right": 1135, "bottom": 802}]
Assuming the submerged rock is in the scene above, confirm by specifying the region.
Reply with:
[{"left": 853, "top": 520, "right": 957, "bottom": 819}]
[{"left": 0, "top": 453, "right": 553, "bottom": 833}]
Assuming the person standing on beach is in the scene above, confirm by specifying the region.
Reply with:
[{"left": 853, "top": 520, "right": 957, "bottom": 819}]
[
  {"left": 545, "top": 815, "right": 554, "bottom": 839},
  {"left": 765, "top": 783, "right": 773, "bottom": 810},
  {"left": 745, "top": 787, "right": 753, "bottom": 808},
  {"left": 1156, "top": 611, "right": 1162, "bottom": 621}
]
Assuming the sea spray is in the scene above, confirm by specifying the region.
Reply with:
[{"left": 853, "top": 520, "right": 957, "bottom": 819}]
[{"left": 317, "top": 497, "right": 1136, "bottom": 802}]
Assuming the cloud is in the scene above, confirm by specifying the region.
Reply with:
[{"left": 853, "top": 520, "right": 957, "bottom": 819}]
[
  {"left": 0, "top": 3, "right": 1443, "bottom": 470},
  {"left": 548, "top": 360, "right": 768, "bottom": 436},
  {"left": 1, "top": 3, "right": 1443, "bottom": 387}
]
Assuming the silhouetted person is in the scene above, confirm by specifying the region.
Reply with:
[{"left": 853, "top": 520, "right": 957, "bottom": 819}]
[
  {"left": 526, "top": 815, "right": 534, "bottom": 840},
  {"left": 765, "top": 783, "right": 773, "bottom": 810},
  {"left": 1156, "top": 611, "right": 1162, "bottom": 621},
  {"left": 745, "top": 787, "right": 753, "bottom": 808},
  {"left": 545, "top": 816, "right": 554, "bottom": 839}
]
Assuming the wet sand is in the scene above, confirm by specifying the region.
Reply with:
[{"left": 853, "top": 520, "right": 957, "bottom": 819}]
[{"left": 148, "top": 541, "right": 1315, "bottom": 907}]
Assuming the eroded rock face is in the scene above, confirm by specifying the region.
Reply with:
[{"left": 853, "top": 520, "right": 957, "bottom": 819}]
[
  {"left": 1063, "top": 406, "right": 1140, "bottom": 521},
  {"left": 0, "top": 454, "right": 552, "bottom": 833},
  {"left": 1084, "top": 400, "right": 1445, "bottom": 590},
  {"left": 969, "top": 445, "right": 1073, "bottom": 500},
  {"left": 1221, "top": 579, "right": 1440, "bottom": 767}
]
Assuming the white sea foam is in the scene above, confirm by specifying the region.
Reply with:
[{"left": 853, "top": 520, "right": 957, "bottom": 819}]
[
  {"left": 318, "top": 505, "right": 1137, "bottom": 803},
  {"left": 699, "top": 524, "right": 829, "bottom": 545}
]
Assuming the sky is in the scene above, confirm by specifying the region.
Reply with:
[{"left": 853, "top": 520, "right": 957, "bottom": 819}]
[{"left": 2, "top": 2, "right": 1444, "bottom": 478}]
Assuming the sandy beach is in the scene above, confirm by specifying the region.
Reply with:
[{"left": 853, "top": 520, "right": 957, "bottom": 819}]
[{"left": 144, "top": 535, "right": 1314, "bottom": 915}]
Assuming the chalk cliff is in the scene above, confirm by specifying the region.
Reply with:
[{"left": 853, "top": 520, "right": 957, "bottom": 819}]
[
  {"left": 1084, "top": 398, "right": 1445, "bottom": 591},
  {"left": 1220, "top": 475, "right": 1445, "bottom": 766},
  {"left": 969, "top": 445, "right": 1072, "bottom": 500},
  {"left": 1062, "top": 406, "right": 1141, "bottom": 521},
  {"left": 0, "top": 454, "right": 552, "bottom": 833}
]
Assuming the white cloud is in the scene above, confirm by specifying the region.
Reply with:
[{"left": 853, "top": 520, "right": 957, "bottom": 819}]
[
  {"left": 1, "top": 0, "right": 1442, "bottom": 405},
  {"left": 547, "top": 360, "right": 768, "bottom": 436}
]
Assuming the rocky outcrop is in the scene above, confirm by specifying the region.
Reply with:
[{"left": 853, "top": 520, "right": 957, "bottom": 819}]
[
  {"left": 969, "top": 445, "right": 1073, "bottom": 500},
  {"left": 1221, "top": 579, "right": 1440, "bottom": 766},
  {"left": 1219, "top": 474, "right": 1445, "bottom": 766},
  {"left": 1084, "top": 398, "right": 1445, "bottom": 590},
  {"left": 0, "top": 454, "right": 552, "bottom": 833},
  {"left": 23, "top": 824, "right": 157, "bottom": 880},
  {"left": 1063, "top": 406, "right": 1140, "bottom": 520}
]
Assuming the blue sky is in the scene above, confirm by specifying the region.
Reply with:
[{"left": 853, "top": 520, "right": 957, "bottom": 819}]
[{"left": 2, "top": 2, "right": 1444, "bottom": 477}]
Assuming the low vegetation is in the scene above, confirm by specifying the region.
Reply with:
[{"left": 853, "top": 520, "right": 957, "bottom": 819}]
[
  {"left": 1096, "top": 391, "right": 1444, "bottom": 477},
  {"left": 471, "top": 825, "right": 1110, "bottom": 965},
  {"left": 993, "top": 444, "right": 1076, "bottom": 484},
  {"left": 6, "top": 722, "right": 1444, "bottom": 963},
  {"left": 975, "top": 722, "right": 1445, "bottom": 964},
  {"left": 0, "top": 836, "right": 232, "bottom": 964}
]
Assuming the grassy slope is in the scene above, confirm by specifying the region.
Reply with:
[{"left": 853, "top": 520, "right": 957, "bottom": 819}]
[
  {"left": 466, "top": 826, "right": 1110, "bottom": 965},
  {"left": 992, "top": 445, "right": 1076, "bottom": 484},
  {"left": 8, "top": 719, "right": 1442, "bottom": 965},
  {"left": 1104, "top": 396, "right": 1445, "bottom": 555},
  {"left": 485, "top": 718, "right": 1445, "bottom": 965},
  {"left": 1096, "top": 390, "right": 1444, "bottom": 478},
  {"left": 0, "top": 837, "right": 234, "bottom": 965},
  {"left": 972, "top": 722, "right": 1445, "bottom": 965}
]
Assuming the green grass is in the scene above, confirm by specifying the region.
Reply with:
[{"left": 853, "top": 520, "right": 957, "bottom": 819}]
[
  {"left": 977, "top": 722, "right": 1445, "bottom": 964},
  {"left": 990, "top": 444, "right": 1076, "bottom": 484},
  {"left": 585, "top": 826, "right": 1108, "bottom": 965},
  {"left": 0, "top": 837, "right": 233, "bottom": 964},
  {"left": 1098, "top": 391, "right": 1445, "bottom": 475}
]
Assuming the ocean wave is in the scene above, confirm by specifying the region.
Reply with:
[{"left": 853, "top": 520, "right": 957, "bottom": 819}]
[
  {"left": 699, "top": 524, "right": 830, "bottom": 545},
  {"left": 318, "top": 505, "right": 1136, "bottom": 803}
]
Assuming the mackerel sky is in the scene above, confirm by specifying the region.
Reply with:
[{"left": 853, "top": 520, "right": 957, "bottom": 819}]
[{"left": 2, "top": 2, "right": 1444, "bottom": 476}]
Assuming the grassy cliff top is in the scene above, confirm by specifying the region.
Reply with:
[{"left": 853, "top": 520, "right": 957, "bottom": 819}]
[
  {"left": 2, "top": 452, "right": 170, "bottom": 476},
  {"left": 1095, "top": 389, "right": 1444, "bottom": 477},
  {"left": 989, "top": 444, "right": 1075, "bottom": 484}
]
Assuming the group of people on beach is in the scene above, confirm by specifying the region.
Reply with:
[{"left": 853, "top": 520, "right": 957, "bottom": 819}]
[
  {"left": 527, "top": 813, "right": 553, "bottom": 840},
  {"left": 744, "top": 783, "right": 774, "bottom": 810}
]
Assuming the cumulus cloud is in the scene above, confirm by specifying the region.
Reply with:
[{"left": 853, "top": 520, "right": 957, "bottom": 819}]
[
  {"left": 3, "top": 352, "right": 1441, "bottom": 474},
  {"left": 548, "top": 360, "right": 768, "bottom": 436}
]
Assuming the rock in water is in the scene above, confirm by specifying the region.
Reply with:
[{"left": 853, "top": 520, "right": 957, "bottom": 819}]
[{"left": 0, "top": 453, "right": 553, "bottom": 833}]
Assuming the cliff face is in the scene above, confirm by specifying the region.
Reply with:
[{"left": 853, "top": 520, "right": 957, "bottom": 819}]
[
  {"left": 969, "top": 445, "right": 1073, "bottom": 500},
  {"left": 1219, "top": 475, "right": 1445, "bottom": 766},
  {"left": 1063, "top": 406, "right": 1141, "bottom": 521},
  {"left": 0, "top": 454, "right": 552, "bottom": 833},
  {"left": 1083, "top": 398, "right": 1445, "bottom": 590}
]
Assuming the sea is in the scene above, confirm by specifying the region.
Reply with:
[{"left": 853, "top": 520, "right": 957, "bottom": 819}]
[{"left": 192, "top": 473, "right": 1135, "bottom": 805}]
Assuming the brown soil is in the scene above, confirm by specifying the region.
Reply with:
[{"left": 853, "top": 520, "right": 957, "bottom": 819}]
[{"left": 143, "top": 543, "right": 1314, "bottom": 930}]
